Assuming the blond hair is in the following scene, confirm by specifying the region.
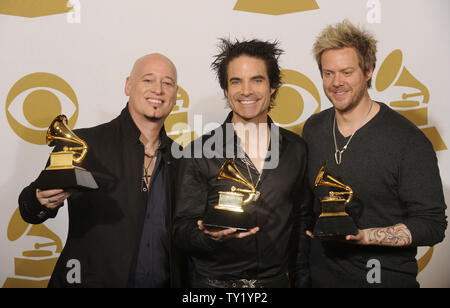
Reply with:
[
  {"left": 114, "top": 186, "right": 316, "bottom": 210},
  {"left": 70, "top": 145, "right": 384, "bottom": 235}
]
[{"left": 313, "top": 20, "right": 378, "bottom": 88}]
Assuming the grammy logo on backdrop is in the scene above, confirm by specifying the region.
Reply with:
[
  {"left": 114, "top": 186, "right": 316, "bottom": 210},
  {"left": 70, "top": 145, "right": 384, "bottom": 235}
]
[
  {"left": 3, "top": 208, "right": 62, "bottom": 288},
  {"left": 0, "top": 0, "right": 72, "bottom": 18},
  {"left": 4, "top": 72, "right": 79, "bottom": 287},
  {"left": 375, "top": 49, "right": 447, "bottom": 152},
  {"left": 233, "top": 0, "right": 319, "bottom": 15},
  {"left": 373, "top": 49, "right": 447, "bottom": 272},
  {"left": 164, "top": 86, "right": 197, "bottom": 147}
]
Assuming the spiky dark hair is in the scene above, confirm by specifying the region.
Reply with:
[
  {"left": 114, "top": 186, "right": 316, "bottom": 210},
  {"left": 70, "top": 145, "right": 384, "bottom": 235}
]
[{"left": 211, "top": 38, "right": 284, "bottom": 109}]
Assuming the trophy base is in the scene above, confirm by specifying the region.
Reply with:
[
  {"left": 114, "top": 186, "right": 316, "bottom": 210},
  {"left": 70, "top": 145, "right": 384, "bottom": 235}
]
[
  {"left": 35, "top": 167, "right": 98, "bottom": 191},
  {"left": 203, "top": 207, "right": 251, "bottom": 231},
  {"left": 312, "top": 215, "right": 358, "bottom": 238}
]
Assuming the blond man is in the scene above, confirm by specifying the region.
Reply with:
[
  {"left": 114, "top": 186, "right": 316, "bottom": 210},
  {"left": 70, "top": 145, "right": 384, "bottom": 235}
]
[{"left": 302, "top": 20, "right": 446, "bottom": 287}]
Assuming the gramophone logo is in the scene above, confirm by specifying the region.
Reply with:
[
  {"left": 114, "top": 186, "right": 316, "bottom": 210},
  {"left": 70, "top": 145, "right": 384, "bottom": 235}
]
[
  {"left": 234, "top": 0, "right": 319, "bottom": 15},
  {"left": 5, "top": 73, "right": 79, "bottom": 145},
  {"left": 375, "top": 50, "right": 446, "bottom": 273},
  {"left": 3, "top": 208, "right": 63, "bottom": 288},
  {"left": 165, "top": 86, "right": 197, "bottom": 147},
  {"left": 375, "top": 49, "right": 447, "bottom": 152},
  {"left": 3, "top": 72, "right": 77, "bottom": 287},
  {"left": 269, "top": 69, "right": 321, "bottom": 135},
  {"left": 0, "top": 0, "right": 72, "bottom": 18}
]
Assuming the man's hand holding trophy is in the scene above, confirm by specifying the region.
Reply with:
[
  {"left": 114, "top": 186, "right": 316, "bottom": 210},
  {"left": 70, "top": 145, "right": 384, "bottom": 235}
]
[
  {"left": 307, "top": 164, "right": 358, "bottom": 240},
  {"left": 201, "top": 159, "right": 260, "bottom": 240},
  {"left": 35, "top": 115, "right": 98, "bottom": 209}
]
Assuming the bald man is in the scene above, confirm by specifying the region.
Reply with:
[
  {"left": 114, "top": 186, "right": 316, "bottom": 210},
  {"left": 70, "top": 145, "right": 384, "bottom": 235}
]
[{"left": 18, "top": 54, "right": 186, "bottom": 287}]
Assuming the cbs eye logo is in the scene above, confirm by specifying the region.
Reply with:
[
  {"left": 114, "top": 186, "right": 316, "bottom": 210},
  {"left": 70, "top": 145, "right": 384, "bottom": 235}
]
[
  {"left": 5, "top": 73, "right": 79, "bottom": 145},
  {"left": 269, "top": 69, "right": 321, "bottom": 135}
]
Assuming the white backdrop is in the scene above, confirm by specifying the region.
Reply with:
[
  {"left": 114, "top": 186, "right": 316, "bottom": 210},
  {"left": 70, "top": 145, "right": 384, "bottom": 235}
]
[{"left": 1, "top": 0, "right": 449, "bottom": 287}]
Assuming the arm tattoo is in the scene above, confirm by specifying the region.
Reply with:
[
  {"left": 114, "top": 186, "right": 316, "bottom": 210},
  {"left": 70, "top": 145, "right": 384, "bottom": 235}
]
[{"left": 364, "top": 223, "right": 412, "bottom": 247}]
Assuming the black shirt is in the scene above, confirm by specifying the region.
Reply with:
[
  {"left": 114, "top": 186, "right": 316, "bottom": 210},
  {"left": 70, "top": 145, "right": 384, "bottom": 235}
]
[
  {"left": 134, "top": 152, "right": 170, "bottom": 288},
  {"left": 173, "top": 112, "right": 312, "bottom": 287}
]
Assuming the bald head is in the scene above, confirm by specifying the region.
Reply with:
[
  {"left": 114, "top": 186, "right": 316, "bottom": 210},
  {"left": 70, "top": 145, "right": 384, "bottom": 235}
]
[
  {"left": 125, "top": 53, "right": 179, "bottom": 126},
  {"left": 129, "top": 53, "right": 177, "bottom": 84}
]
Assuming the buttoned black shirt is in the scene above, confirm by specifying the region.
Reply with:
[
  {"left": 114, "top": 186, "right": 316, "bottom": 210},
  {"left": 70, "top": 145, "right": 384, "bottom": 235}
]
[
  {"left": 174, "top": 112, "right": 312, "bottom": 287},
  {"left": 134, "top": 152, "right": 170, "bottom": 288}
]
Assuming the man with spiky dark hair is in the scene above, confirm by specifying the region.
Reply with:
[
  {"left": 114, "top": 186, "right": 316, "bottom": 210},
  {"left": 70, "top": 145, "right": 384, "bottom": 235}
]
[
  {"left": 211, "top": 38, "right": 283, "bottom": 111},
  {"left": 174, "top": 38, "right": 312, "bottom": 288}
]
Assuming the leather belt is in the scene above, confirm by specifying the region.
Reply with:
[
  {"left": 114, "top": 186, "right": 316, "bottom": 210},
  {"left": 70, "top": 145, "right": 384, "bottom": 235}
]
[{"left": 195, "top": 273, "right": 289, "bottom": 288}]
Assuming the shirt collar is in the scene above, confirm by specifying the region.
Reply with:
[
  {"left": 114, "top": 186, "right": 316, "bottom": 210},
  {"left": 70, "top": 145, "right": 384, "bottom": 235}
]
[
  {"left": 122, "top": 102, "right": 167, "bottom": 144},
  {"left": 218, "top": 111, "right": 281, "bottom": 158},
  {"left": 121, "top": 103, "right": 141, "bottom": 145},
  {"left": 121, "top": 103, "right": 171, "bottom": 161}
]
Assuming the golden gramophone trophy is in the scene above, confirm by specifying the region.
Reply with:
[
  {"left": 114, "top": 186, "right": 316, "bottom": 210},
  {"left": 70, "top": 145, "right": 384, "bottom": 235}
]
[
  {"left": 312, "top": 165, "right": 358, "bottom": 237},
  {"left": 35, "top": 115, "right": 98, "bottom": 190},
  {"left": 203, "top": 159, "right": 260, "bottom": 231}
]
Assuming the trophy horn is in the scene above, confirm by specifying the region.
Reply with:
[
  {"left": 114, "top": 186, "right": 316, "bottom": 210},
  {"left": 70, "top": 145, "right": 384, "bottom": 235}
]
[
  {"left": 35, "top": 115, "right": 98, "bottom": 190},
  {"left": 217, "top": 159, "right": 258, "bottom": 205},
  {"left": 46, "top": 115, "right": 87, "bottom": 164},
  {"left": 312, "top": 165, "right": 358, "bottom": 237},
  {"left": 314, "top": 165, "right": 353, "bottom": 204}
]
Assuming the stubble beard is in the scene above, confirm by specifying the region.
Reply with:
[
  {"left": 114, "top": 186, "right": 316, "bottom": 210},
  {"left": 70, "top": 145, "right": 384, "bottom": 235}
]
[{"left": 328, "top": 85, "right": 367, "bottom": 114}]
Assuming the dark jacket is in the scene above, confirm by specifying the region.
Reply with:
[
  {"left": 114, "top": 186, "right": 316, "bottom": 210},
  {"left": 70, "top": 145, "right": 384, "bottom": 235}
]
[{"left": 18, "top": 106, "right": 187, "bottom": 287}]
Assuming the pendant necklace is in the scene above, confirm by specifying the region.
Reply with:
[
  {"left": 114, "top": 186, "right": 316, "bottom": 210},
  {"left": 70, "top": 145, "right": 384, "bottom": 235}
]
[
  {"left": 241, "top": 156, "right": 262, "bottom": 189},
  {"left": 234, "top": 122, "right": 270, "bottom": 190},
  {"left": 142, "top": 139, "right": 161, "bottom": 192},
  {"left": 239, "top": 126, "right": 271, "bottom": 203},
  {"left": 333, "top": 101, "right": 373, "bottom": 165},
  {"left": 241, "top": 124, "right": 270, "bottom": 188}
]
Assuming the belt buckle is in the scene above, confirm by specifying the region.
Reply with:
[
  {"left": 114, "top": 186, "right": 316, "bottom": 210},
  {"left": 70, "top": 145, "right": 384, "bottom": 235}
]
[{"left": 239, "top": 279, "right": 258, "bottom": 288}]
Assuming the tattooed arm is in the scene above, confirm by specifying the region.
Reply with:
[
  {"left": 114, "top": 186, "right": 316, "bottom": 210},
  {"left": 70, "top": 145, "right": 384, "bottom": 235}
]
[{"left": 345, "top": 223, "right": 412, "bottom": 247}]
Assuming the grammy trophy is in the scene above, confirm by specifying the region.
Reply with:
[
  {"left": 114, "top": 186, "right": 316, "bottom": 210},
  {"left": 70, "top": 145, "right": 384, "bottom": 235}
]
[
  {"left": 312, "top": 165, "right": 358, "bottom": 238},
  {"left": 35, "top": 115, "right": 98, "bottom": 190},
  {"left": 203, "top": 159, "right": 260, "bottom": 231}
]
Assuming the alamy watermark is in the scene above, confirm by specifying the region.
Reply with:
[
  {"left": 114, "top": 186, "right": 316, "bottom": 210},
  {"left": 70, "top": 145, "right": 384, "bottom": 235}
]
[
  {"left": 66, "top": 259, "right": 81, "bottom": 284},
  {"left": 366, "top": 258, "right": 381, "bottom": 284},
  {"left": 170, "top": 115, "right": 281, "bottom": 170},
  {"left": 367, "top": 0, "right": 381, "bottom": 24},
  {"left": 67, "top": 0, "right": 81, "bottom": 24}
]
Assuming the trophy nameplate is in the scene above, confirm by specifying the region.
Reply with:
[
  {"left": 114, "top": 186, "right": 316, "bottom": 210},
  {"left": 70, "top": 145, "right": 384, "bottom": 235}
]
[
  {"left": 312, "top": 165, "right": 358, "bottom": 238},
  {"left": 203, "top": 159, "right": 260, "bottom": 231},
  {"left": 35, "top": 115, "right": 98, "bottom": 191}
]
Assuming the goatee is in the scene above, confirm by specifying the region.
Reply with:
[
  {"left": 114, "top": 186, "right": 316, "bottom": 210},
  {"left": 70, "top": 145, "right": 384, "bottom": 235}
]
[{"left": 145, "top": 115, "right": 162, "bottom": 122}]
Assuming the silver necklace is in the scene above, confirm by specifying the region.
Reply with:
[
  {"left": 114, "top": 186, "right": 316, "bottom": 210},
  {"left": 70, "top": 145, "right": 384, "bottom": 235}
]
[
  {"left": 333, "top": 101, "right": 373, "bottom": 165},
  {"left": 235, "top": 124, "right": 270, "bottom": 188},
  {"left": 241, "top": 156, "right": 262, "bottom": 189}
]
